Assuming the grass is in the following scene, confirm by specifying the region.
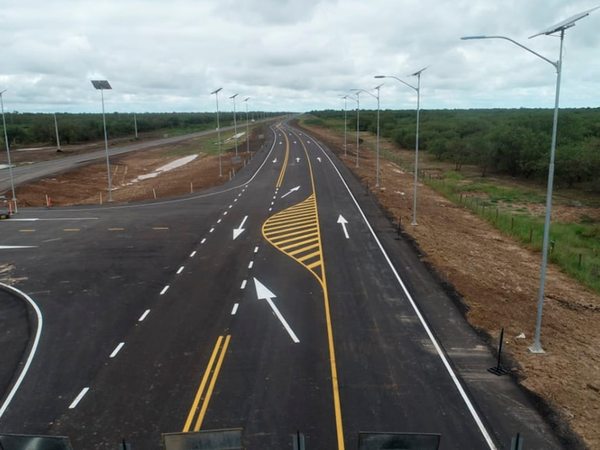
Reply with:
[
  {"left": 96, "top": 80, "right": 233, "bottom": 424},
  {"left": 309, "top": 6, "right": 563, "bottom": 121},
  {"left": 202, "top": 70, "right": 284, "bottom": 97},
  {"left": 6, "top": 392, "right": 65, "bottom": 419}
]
[{"left": 301, "top": 114, "right": 600, "bottom": 295}]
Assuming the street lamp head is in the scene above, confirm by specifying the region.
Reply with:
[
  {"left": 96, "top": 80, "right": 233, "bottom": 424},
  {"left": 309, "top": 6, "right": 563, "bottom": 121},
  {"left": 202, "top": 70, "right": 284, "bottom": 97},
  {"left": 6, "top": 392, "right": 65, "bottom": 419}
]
[
  {"left": 529, "top": 6, "right": 599, "bottom": 38},
  {"left": 374, "top": 75, "right": 386, "bottom": 79},
  {"left": 411, "top": 67, "right": 428, "bottom": 77},
  {"left": 0, "top": 89, "right": 6, "bottom": 95},
  {"left": 229, "top": 93, "right": 238, "bottom": 99},
  {"left": 243, "top": 97, "right": 250, "bottom": 102},
  {"left": 91, "top": 80, "right": 112, "bottom": 90},
  {"left": 461, "top": 35, "right": 489, "bottom": 40},
  {"left": 211, "top": 87, "right": 223, "bottom": 95},
  {"left": 374, "top": 83, "right": 384, "bottom": 90}
]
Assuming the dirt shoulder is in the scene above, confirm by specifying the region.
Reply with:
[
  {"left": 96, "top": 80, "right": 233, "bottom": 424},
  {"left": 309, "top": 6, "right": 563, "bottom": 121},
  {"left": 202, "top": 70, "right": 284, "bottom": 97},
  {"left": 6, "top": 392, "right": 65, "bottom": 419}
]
[
  {"left": 14, "top": 126, "right": 269, "bottom": 207},
  {"left": 296, "top": 121, "right": 600, "bottom": 449}
]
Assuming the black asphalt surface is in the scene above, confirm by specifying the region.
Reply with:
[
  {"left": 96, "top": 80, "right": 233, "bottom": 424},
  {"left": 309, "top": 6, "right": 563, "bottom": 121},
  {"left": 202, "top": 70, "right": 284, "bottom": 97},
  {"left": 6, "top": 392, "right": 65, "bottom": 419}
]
[{"left": 0, "top": 123, "right": 562, "bottom": 449}]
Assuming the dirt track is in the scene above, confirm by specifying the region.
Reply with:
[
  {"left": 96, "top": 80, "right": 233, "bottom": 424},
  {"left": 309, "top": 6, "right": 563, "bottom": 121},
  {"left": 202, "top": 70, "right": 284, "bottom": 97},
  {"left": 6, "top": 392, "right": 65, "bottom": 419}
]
[{"left": 298, "top": 122, "right": 600, "bottom": 449}]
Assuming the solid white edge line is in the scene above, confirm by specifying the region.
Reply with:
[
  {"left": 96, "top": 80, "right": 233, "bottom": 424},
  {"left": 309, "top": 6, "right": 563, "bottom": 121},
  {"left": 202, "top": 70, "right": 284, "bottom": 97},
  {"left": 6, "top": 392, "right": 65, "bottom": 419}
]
[
  {"left": 177, "top": 266, "right": 184, "bottom": 274},
  {"left": 160, "top": 285, "right": 170, "bottom": 295},
  {"left": 240, "top": 280, "right": 247, "bottom": 289},
  {"left": 307, "top": 130, "right": 498, "bottom": 450},
  {"left": 68, "top": 387, "right": 90, "bottom": 409},
  {"left": 190, "top": 250, "right": 197, "bottom": 257},
  {"left": 138, "top": 309, "right": 151, "bottom": 322},
  {"left": 0, "top": 283, "right": 43, "bottom": 420},
  {"left": 231, "top": 303, "right": 239, "bottom": 315},
  {"left": 109, "top": 342, "right": 125, "bottom": 358}
]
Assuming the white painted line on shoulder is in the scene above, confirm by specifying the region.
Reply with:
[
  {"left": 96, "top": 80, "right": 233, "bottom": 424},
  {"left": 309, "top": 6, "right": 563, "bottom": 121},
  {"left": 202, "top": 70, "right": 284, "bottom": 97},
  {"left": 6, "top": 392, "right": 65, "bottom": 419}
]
[
  {"left": 0, "top": 283, "right": 43, "bottom": 420},
  {"left": 201, "top": 238, "right": 207, "bottom": 244},
  {"left": 138, "top": 309, "right": 151, "bottom": 321},
  {"left": 69, "top": 387, "right": 90, "bottom": 409},
  {"left": 248, "top": 261, "right": 254, "bottom": 269},
  {"left": 254, "top": 246, "right": 259, "bottom": 253},
  {"left": 209, "top": 227, "right": 215, "bottom": 233},
  {"left": 177, "top": 266, "right": 184, "bottom": 274},
  {"left": 160, "top": 285, "right": 170, "bottom": 295},
  {"left": 231, "top": 303, "right": 239, "bottom": 315},
  {"left": 240, "top": 279, "right": 247, "bottom": 289},
  {"left": 109, "top": 342, "right": 125, "bottom": 358},
  {"left": 190, "top": 250, "right": 197, "bottom": 257}
]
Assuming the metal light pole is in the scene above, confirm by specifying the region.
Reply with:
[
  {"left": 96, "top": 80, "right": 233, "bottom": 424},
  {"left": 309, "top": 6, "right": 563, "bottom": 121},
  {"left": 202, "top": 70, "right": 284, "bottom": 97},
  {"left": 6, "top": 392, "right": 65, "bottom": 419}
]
[
  {"left": 133, "top": 113, "right": 138, "bottom": 139},
  {"left": 91, "top": 80, "right": 113, "bottom": 202},
  {"left": 341, "top": 95, "right": 348, "bottom": 157},
  {"left": 354, "top": 92, "right": 360, "bottom": 168},
  {"left": 462, "top": 6, "right": 597, "bottom": 353},
  {"left": 53, "top": 113, "right": 61, "bottom": 150},
  {"left": 352, "top": 85, "right": 383, "bottom": 186},
  {"left": 243, "top": 97, "right": 250, "bottom": 155},
  {"left": 211, "top": 87, "right": 223, "bottom": 177},
  {"left": 0, "top": 90, "right": 17, "bottom": 212},
  {"left": 376, "top": 67, "right": 426, "bottom": 225},
  {"left": 230, "top": 93, "right": 239, "bottom": 156}
]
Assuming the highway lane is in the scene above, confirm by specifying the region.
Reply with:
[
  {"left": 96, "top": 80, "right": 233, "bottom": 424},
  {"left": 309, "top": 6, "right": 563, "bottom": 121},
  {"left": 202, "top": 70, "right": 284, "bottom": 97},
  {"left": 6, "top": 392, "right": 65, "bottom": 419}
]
[
  {"left": 0, "top": 122, "right": 562, "bottom": 449},
  {"left": 0, "top": 126, "right": 278, "bottom": 438},
  {"left": 0, "top": 120, "right": 270, "bottom": 193}
]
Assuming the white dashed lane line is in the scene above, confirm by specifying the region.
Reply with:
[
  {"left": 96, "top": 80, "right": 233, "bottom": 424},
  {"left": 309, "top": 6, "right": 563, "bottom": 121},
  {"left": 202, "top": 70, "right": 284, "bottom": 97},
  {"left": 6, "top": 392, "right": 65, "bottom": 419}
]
[
  {"left": 109, "top": 342, "right": 125, "bottom": 358},
  {"left": 217, "top": 219, "right": 222, "bottom": 224},
  {"left": 231, "top": 303, "right": 239, "bottom": 315},
  {"left": 190, "top": 251, "right": 196, "bottom": 258},
  {"left": 201, "top": 238, "right": 207, "bottom": 244},
  {"left": 254, "top": 246, "right": 259, "bottom": 253},
  {"left": 240, "top": 280, "right": 247, "bottom": 289},
  {"left": 248, "top": 261, "right": 254, "bottom": 269},
  {"left": 160, "top": 285, "right": 170, "bottom": 295},
  {"left": 138, "top": 309, "right": 151, "bottom": 322},
  {"left": 177, "top": 266, "right": 184, "bottom": 274},
  {"left": 69, "top": 387, "right": 90, "bottom": 409},
  {"left": 209, "top": 227, "right": 215, "bottom": 233}
]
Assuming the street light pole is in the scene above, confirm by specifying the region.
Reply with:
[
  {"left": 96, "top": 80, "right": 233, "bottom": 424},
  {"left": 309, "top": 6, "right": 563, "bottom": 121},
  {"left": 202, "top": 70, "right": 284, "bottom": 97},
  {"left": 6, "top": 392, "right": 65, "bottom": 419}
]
[
  {"left": 376, "top": 68, "right": 426, "bottom": 224},
  {"left": 0, "top": 90, "right": 17, "bottom": 213},
  {"left": 354, "top": 92, "right": 360, "bottom": 168},
  {"left": 133, "top": 112, "right": 138, "bottom": 139},
  {"left": 352, "top": 86, "right": 383, "bottom": 186},
  {"left": 341, "top": 95, "right": 348, "bottom": 157},
  {"left": 461, "top": 6, "right": 597, "bottom": 353},
  {"left": 211, "top": 87, "right": 223, "bottom": 177},
  {"left": 91, "top": 80, "right": 113, "bottom": 202},
  {"left": 230, "top": 93, "right": 239, "bottom": 156},
  {"left": 243, "top": 97, "right": 250, "bottom": 155},
  {"left": 53, "top": 113, "right": 61, "bottom": 150}
]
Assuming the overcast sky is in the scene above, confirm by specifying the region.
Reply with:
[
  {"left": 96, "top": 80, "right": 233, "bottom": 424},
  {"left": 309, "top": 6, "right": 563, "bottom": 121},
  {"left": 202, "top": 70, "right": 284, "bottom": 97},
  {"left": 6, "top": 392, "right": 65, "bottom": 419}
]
[{"left": 1, "top": 0, "right": 599, "bottom": 113}]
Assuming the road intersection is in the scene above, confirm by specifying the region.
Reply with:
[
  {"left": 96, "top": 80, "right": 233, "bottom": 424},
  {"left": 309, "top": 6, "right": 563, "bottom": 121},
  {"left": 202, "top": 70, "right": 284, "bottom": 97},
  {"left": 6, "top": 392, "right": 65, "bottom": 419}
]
[{"left": 0, "top": 123, "right": 561, "bottom": 449}]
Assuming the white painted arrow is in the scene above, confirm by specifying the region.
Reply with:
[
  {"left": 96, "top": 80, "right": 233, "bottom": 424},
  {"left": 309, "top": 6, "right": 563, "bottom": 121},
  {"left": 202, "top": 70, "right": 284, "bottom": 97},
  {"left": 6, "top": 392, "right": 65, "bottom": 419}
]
[
  {"left": 0, "top": 245, "right": 37, "bottom": 249},
  {"left": 281, "top": 186, "right": 300, "bottom": 198},
  {"left": 253, "top": 278, "right": 299, "bottom": 343},
  {"left": 337, "top": 215, "right": 349, "bottom": 239},
  {"left": 316, "top": 157, "right": 322, "bottom": 163},
  {"left": 295, "top": 157, "right": 300, "bottom": 163},
  {"left": 232, "top": 215, "right": 248, "bottom": 240}
]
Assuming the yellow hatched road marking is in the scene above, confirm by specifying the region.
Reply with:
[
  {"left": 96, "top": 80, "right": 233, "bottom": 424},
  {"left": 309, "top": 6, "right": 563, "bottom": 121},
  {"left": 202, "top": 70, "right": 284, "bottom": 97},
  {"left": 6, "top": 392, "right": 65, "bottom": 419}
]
[
  {"left": 276, "top": 232, "right": 319, "bottom": 247},
  {"left": 288, "top": 242, "right": 320, "bottom": 257},
  {"left": 182, "top": 335, "right": 231, "bottom": 433},
  {"left": 264, "top": 217, "right": 316, "bottom": 232},
  {"left": 265, "top": 224, "right": 318, "bottom": 241},
  {"left": 281, "top": 237, "right": 319, "bottom": 252}
]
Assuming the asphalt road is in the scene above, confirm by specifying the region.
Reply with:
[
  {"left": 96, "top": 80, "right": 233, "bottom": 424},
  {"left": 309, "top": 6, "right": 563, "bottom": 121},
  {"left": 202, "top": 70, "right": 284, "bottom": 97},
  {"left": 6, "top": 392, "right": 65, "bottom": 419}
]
[
  {"left": 0, "top": 123, "right": 562, "bottom": 449},
  {"left": 0, "top": 121, "right": 266, "bottom": 194}
]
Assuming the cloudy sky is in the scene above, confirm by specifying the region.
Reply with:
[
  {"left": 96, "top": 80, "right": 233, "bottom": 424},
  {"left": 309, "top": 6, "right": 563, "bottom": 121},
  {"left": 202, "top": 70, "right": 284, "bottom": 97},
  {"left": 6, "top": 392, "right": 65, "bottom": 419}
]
[{"left": 1, "top": 0, "right": 599, "bottom": 113}]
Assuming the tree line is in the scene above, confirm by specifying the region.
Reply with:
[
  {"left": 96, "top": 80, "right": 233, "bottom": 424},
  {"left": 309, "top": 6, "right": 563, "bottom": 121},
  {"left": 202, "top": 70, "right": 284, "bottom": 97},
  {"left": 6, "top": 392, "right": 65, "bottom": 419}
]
[
  {"left": 0, "top": 111, "right": 276, "bottom": 148},
  {"left": 310, "top": 108, "right": 600, "bottom": 191}
]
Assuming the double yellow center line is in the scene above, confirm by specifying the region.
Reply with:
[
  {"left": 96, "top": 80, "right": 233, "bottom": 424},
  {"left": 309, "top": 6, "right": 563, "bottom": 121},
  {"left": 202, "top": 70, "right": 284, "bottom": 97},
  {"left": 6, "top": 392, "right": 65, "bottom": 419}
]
[
  {"left": 183, "top": 335, "right": 231, "bottom": 432},
  {"left": 276, "top": 128, "right": 290, "bottom": 188}
]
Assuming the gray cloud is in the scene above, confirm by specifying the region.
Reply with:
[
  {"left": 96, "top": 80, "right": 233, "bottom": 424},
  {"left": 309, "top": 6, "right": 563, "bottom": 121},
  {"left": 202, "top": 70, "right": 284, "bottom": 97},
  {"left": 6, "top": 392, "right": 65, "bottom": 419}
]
[{"left": 0, "top": 0, "right": 598, "bottom": 113}]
